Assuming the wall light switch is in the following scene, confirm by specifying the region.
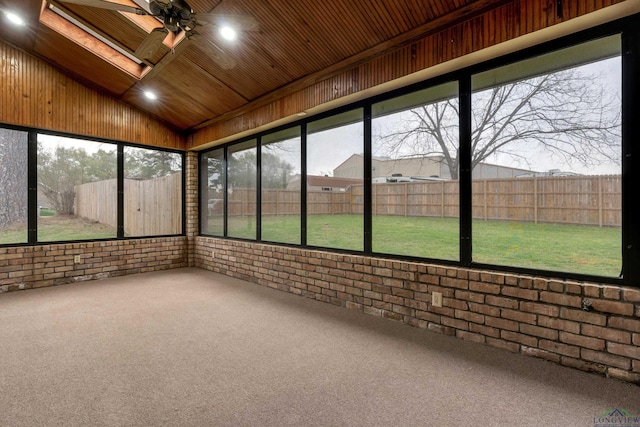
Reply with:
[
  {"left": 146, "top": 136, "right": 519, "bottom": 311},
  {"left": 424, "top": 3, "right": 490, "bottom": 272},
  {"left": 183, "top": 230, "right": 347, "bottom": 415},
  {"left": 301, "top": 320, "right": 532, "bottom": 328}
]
[{"left": 74, "top": 255, "right": 81, "bottom": 264}]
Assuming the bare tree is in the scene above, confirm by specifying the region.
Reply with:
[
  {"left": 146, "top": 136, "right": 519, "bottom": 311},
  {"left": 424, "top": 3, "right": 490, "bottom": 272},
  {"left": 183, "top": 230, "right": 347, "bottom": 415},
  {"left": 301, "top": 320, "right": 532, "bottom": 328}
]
[
  {"left": 376, "top": 66, "right": 621, "bottom": 179},
  {"left": 0, "top": 129, "right": 28, "bottom": 230}
]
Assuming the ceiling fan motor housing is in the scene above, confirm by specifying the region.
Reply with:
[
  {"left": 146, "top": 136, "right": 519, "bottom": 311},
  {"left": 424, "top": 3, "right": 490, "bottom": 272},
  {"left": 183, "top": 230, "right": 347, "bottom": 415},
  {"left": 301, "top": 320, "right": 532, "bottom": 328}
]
[{"left": 150, "top": 0, "right": 196, "bottom": 32}]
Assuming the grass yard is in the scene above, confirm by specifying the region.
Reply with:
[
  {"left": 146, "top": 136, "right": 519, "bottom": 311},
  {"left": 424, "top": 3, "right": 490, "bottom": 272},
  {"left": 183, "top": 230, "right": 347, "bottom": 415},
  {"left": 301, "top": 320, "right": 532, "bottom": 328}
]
[
  {"left": 0, "top": 215, "right": 116, "bottom": 244},
  {"left": 2, "top": 213, "right": 620, "bottom": 278},
  {"left": 206, "top": 214, "right": 621, "bottom": 277}
]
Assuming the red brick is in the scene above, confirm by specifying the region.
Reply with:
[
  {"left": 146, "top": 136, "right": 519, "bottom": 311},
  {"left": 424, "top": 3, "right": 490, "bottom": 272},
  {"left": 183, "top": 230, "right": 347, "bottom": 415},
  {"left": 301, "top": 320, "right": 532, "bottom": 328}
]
[
  {"left": 537, "top": 315, "right": 580, "bottom": 334},
  {"left": 602, "top": 286, "right": 621, "bottom": 300},
  {"left": 607, "top": 342, "right": 640, "bottom": 360},
  {"left": 622, "top": 289, "right": 640, "bottom": 303},
  {"left": 415, "top": 310, "right": 440, "bottom": 323},
  {"left": 363, "top": 306, "right": 382, "bottom": 317},
  {"left": 581, "top": 349, "right": 630, "bottom": 370},
  {"left": 441, "top": 316, "right": 469, "bottom": 331},
  {"left": 559, "top": 332, "right": 605, "bottom": 351},
  {"left": 607, "top": 368, "right": 640, "bottom": 385},
  {"left": 443, "top": 298, "right": 468, "bottom": 310},
  {"left": 590, "top": 300, "right": 634, "bottom": 316},
  {"left": 501, "top": 330, "right": 537, "bottom": 347},
  {"left": 501, "top": 308, "right": 536, "bottom": 324},
  {"left": 486, "top": 295, "right": 518, "bottom": 309},
  {"left": 520, "top": 324, "right": 558, "bottom": 340},
  {"left": 582, "top": 324, "right": 631, "bottom": 344},
  {"left": 560, "top": 308, "right": 607, "bottom": 326},
  {"left": 468, "top": 302, "right": 500, "bottom": 317},
  {"left": 560, "top": 356, "right": 606, "bottom": 375},
  {"left": 519, "top": 301, "right": 559, "bottom": 317},
  {"left": 454, "top": 290, "right": 485, "bottom": 303},
  {"left": 501, "top": 287, "right": 538, "bottom": 301},
  {"left": 441, "top": 276, "right": 468, "bottom": 290},
  {"left": 428, "top": 323, "right": 455, "bottom": 336},
  {"left": 456, "top": 330, "right": 485, "bottom": 344},
  {"left": 521, "top": 346, "right": 560, "bottom": 363},
  {"left": 455, "top": 309, "right": 484, "bottom": 324},
  {"left": 468, "top": 323, "right": 499, "bottom": 338},
  {"left": 485, "top": 316, "right": 519, "bottom": 332},
  {"left": 468, "top": 281, "right": 500, "bottom": 294},
  {"left": 539, "top": 339, "right": 580, "bottom": 358},
  {"left": 539, "top": 292, "right": 582, "bottom": 308}
]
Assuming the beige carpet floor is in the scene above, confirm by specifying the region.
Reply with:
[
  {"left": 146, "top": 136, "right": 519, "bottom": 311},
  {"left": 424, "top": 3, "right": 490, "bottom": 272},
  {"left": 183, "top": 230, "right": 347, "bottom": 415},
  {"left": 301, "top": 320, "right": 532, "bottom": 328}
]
[{"left": 0, "top": 267, "right": 638, "bottom": 427}]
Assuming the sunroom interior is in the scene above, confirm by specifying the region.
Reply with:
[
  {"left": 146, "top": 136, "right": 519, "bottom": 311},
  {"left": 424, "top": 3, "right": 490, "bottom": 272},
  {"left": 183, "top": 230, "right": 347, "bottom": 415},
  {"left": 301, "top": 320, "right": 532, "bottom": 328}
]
[{"left": 1, "top": 0, "right": 640, "bottom": 424}]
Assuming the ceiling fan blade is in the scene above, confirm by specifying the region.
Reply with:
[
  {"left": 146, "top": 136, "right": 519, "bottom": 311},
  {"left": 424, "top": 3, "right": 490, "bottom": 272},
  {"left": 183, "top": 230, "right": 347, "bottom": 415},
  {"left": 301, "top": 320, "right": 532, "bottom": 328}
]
[
  {"left": 134, "top": 27, "right": 168, "bottom": 59},
  {"left": 194, "top": 13, "right": 259, "bottom": 31},
  {"left": 190, "top": 35, "right": 236, "bottom": 69},
  {"left": 55, "top": 0, "right": 147, "bottom": 15}
]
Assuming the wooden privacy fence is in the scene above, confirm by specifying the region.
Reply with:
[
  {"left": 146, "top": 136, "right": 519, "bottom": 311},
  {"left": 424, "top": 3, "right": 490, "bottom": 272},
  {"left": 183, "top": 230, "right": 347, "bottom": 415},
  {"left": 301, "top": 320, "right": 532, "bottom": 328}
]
[
  {"left": 75, "top": 173, "right": 182, "bottom": 235},
  {"left": 226, "top": 175, "right": 621, "bottom": 227}
]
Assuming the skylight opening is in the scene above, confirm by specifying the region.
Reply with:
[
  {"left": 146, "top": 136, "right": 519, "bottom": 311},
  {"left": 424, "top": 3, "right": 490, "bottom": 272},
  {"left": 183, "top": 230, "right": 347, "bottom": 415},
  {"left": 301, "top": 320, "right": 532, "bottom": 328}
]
[{"left": 48, "top": 4, "right": 144, "bottom": 65}]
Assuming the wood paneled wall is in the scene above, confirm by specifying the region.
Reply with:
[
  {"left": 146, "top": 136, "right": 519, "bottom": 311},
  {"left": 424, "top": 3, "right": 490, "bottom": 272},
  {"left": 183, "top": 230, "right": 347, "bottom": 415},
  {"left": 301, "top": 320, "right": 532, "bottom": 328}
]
[
  {"left": 191, "top": 0, "right": 625, "bottom": 149},
  {"left": 0, "top": 40, "right": 184, "bottom": 149}
]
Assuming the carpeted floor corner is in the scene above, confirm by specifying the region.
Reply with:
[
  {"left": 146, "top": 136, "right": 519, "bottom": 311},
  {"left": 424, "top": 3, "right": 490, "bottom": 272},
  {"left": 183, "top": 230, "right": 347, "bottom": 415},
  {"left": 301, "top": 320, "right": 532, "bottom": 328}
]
[{"left": 1, "top": 267, "right": 638, "bottom": 426}]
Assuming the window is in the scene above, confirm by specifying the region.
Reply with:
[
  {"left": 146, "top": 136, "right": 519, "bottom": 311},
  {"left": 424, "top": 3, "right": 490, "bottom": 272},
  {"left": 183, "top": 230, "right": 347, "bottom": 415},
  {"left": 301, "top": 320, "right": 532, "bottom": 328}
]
[
  {"left": 307, "top": 109, "right": 364, "bottom": 250},
  {"left": 261, "top": 127, "right": 301, "bottom": 244},
  {"left": 372, "top": 82, "right": 459, "bottom": 260},
  {"left": 227, "top": 140, "right": 257, "bottom": 240},
  {"left": 0, "top": 128, "right": 28, "bottom": 244},
  {"left": 37, "top": 134, "right": 117, "bottom": 242},
  {"left": 201, "top": 148, "right": 225, "bottom": 236},
  {"left": 124, "top": 146, "right": 183, "bottom": 237},
  {"left": 470, "top": 35, "right": 622, "bottom": 276},
  {"left": 1, "top": 128, "right": 184, "bottom": 245},
  {"left": 197, "top": 23, "right": 633, "bottom": 284}
]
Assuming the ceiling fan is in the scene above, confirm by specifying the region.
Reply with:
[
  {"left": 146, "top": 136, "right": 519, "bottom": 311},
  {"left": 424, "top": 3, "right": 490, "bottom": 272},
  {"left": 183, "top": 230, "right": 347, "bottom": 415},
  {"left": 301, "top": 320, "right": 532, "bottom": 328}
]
[{"left": 53, "top": 0, "right": 259, "bottom": 68}]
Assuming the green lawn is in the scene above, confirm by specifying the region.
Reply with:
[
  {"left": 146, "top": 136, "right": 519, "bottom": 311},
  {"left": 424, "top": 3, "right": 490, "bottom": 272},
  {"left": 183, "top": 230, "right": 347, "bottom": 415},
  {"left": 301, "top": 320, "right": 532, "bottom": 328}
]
[
  {"left": 205, "top": 214, "right": 621, "bottom": 277},
  {"left": 2, "top": 213, "right": 621, "bottom": 278},
  {"left": 0, "top": 215, "right": 116, "bottom": 244}
]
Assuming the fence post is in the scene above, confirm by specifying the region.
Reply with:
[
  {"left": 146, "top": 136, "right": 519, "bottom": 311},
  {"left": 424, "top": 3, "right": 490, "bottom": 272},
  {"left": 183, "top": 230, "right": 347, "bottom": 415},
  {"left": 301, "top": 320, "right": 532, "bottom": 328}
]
[
  {"left": 534, "top": 176, "right": 538, "bottom": 224},
  {"left": 404, "top": 183, "right": 408, "bottom": 217},
  {"left": 483, "top": 180, "right": 487, "bottom": 221},
  {"left": 440, "top": 181, "right": 445, "bottom": 218},
  {"left": 598, "top": 176, "right": 603, "bottom": 227}
]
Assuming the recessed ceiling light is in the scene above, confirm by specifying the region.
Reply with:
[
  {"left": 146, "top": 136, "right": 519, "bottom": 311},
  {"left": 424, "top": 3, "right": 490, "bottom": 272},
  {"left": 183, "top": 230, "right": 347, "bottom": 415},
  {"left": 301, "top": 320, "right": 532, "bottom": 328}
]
[
  {"left": 144, "top": 91, "right": 157, "bottom": 100},
  {"left": 219, "top": 26, "right": 237, "bottom": 41},
  {"left": 4, "top": 11, "right": 26, "bottom": 26}
]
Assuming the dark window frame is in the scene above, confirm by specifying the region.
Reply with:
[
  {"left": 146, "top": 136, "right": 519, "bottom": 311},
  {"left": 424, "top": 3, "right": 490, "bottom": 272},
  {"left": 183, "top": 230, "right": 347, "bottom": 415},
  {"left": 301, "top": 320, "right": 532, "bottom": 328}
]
[
  {"left": 197, "top": 14, "right": 638, "bottom": 286},
  {"left": 0, "top": 123, "right": 186, "bottom": 247}
]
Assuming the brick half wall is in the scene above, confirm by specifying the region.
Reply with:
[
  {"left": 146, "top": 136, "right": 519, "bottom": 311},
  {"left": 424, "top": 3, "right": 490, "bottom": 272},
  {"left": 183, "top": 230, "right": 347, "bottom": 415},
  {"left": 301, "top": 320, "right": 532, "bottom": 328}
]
[
  {"left": 0, "top": 237, "right": 188, "bottom": 293},
  {"left": 195, "top": 236, "right": 640, "bottom": 384}
]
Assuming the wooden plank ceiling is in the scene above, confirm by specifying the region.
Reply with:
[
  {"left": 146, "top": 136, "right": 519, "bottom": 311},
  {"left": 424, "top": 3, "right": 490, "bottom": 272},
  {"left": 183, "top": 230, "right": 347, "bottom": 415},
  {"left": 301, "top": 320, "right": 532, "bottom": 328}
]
[{"left": 0, "top": 0, "right": 504, "bottom": 132}]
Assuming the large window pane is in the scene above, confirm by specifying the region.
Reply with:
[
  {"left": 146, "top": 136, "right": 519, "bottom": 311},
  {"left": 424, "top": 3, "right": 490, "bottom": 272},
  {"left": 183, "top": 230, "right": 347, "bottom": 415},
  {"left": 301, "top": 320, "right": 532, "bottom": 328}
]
[
  {"left": 307, "top": 110, "right": 364, "bottom": 250},
  {"left": 0, "top": 128, "right": 28, "bottom": 244},
  {"left": 372, "top": 82, "right": 459, "bottom": 260},
  {"left": 261, "top": 127, "right": 301, "bottom": 244},
  {"left": 201, "top": 148, "right": 225, "bottom": 236},
  {"left": 124, "top": 146, "right": 182, "bottom": 236},
  {"left": 471, "top": 35, "right": 621, "bottom": 276},
  {"left": 228, "top": 140, "right": 257, "bottom": 239},
  {"left": 37, "top": 135, "right": 117, "bottom": 242}
]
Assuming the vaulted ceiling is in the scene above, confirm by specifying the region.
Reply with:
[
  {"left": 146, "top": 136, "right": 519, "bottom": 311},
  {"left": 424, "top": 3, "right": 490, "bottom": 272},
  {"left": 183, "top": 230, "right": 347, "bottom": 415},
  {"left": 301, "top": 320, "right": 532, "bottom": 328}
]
[{"left": 0, "top": 0, "right": 508, "bottom": 132}]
